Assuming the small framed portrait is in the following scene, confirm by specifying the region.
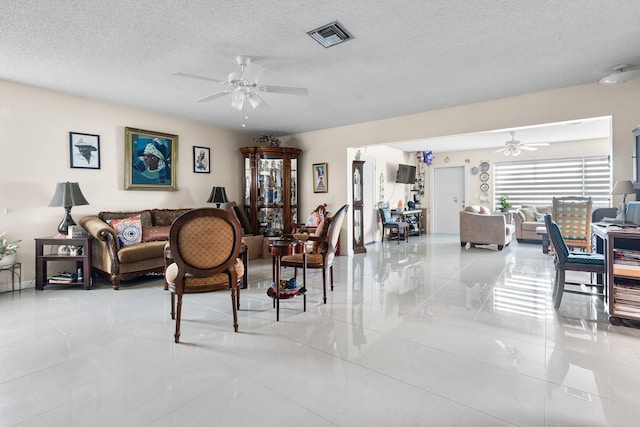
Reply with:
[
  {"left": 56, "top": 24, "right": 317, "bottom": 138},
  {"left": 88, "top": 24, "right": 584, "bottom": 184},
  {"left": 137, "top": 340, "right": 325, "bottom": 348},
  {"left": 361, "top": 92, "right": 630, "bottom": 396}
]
[
  {"left": 313, "top": 162, "right": 328, "bottom": 193},
  {"left": 193, "top": 146, "right": 210, "bottom": 173},
  {"left": 125, "top": 127, "right": 178, "bottom": 191},
  {"left": 69, "top": 132, "right": 100, "bottom": 169}
]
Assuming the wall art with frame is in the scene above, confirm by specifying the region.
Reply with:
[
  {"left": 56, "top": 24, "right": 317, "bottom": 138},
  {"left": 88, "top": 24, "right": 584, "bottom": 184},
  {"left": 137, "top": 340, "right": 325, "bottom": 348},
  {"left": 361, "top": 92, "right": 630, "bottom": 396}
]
[
  {"left": 193, "top": 146, "right": 210, "bottom": 173},
  {"left": 70, "top": 131, "right": 100, "bottom": 169},
  {"left": 313, "top": 162, "right": 328, "bottom": 193},
  {"left": 125, "top": 127, "right": 178, "bottom": 191}
]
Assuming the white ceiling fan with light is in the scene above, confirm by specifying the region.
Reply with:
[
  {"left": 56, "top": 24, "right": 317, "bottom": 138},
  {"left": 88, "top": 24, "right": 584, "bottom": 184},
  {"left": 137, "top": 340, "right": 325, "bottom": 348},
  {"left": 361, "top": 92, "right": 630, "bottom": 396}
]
[
  {"left": 175, "top": 55, "right": 309, "bottom": 112},
  {"left": 495, "top": 131, "right": 549, "bottom": 156}
]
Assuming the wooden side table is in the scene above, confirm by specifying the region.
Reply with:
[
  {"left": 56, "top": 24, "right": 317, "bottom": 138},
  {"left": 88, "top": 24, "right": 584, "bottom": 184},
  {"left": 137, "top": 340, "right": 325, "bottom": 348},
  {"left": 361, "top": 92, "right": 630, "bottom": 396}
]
[
  {"left": 268, "top": 239, "right": 306, "bottom": 321},
  {"left": 35, "top": 236, "right": 92, "bottom": 290}
]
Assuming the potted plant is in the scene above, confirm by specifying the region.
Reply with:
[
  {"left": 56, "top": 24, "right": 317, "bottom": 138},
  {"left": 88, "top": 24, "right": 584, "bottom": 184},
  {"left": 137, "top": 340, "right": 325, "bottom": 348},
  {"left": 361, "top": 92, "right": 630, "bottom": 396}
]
[
  {"left": 0, "top": 232, "right": 20, "bottom": 266},
  {"left": 500, "top": 195, "right": 512, "bottom": 212}
]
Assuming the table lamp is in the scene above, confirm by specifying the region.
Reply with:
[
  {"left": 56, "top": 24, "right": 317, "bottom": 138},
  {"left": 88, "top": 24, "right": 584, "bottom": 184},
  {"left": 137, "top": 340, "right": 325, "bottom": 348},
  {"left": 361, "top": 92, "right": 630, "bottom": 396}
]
[
  {"left": 48, "top": 182, "right": 89, "bottom": 234},
  {"left": 611, "top": 180, "right": 635, "bottom": 220},
  {"left": 207, "top": 186, "right": 229, "bottom": 208}
]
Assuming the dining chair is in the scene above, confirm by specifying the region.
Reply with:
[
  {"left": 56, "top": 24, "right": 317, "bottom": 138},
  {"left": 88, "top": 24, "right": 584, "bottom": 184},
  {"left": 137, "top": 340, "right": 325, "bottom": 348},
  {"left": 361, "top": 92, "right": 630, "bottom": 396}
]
[
  {"left": 552, "top": 196, "right": 593, "bottom": 252},
  {"left": 379, "top": 207, "right": 409, "bottom": 244},
  {"left": 164, "top": 208, "right": 244, "bottom": 343},
  {"left": 544, "top": 213, "right": 604, "bottom": 309},
  {"left": 280, "top": 204, "right": 349, "bottom": 303}
]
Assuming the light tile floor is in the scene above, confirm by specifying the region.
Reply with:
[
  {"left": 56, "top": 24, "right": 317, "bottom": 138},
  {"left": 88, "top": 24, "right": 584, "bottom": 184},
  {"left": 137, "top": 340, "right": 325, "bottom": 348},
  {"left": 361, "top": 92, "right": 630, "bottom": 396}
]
[{"left": 2, "top": 235, "right": 640, "bottom": 426}]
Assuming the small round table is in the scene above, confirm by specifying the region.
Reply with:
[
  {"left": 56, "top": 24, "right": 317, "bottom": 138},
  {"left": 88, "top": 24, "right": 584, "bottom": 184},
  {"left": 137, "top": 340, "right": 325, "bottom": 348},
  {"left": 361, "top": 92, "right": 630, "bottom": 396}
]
[{"left": 268, "top": 239, "right": 306, "bottom": 321}]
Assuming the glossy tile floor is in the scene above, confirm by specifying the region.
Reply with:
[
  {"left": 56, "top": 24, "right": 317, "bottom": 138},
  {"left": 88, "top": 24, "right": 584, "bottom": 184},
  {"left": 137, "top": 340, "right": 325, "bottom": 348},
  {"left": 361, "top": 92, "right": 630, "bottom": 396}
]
[{"left": 2, "top": 234, "right": 640, "bottom": 426}]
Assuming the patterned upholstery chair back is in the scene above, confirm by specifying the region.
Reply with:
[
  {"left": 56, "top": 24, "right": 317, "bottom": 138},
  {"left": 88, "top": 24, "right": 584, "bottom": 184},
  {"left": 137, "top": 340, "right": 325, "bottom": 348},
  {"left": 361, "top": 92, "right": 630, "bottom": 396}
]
[{"left": 552, "top": 196, "right": 593, "bottom": 252}]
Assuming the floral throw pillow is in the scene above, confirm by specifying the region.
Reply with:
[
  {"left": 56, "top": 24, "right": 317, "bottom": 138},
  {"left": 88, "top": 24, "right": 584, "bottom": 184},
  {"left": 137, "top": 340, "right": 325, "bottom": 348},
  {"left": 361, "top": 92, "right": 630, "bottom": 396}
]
[{"left": 108, "top": 216, "right": 143, "bottom": 246}]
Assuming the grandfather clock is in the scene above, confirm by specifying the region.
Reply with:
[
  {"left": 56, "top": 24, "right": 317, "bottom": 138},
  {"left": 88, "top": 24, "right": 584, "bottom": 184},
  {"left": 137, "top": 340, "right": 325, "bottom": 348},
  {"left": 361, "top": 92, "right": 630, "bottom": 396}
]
[{"left": 352, "top": 160, "right": 367, "bottom": 253}]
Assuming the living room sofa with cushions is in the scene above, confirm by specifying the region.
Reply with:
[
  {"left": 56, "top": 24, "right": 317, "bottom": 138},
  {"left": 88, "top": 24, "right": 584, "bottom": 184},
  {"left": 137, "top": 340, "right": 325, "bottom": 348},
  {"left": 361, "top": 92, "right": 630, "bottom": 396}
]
[
  {"left": 513, "top": 205, "right": 552, "bottom": 242},
  {"left": 80, "top": 208, "right": 191, "bottom": 289},
  {"left": 459, "top": 205, "right": 515, "bottom": 251}
]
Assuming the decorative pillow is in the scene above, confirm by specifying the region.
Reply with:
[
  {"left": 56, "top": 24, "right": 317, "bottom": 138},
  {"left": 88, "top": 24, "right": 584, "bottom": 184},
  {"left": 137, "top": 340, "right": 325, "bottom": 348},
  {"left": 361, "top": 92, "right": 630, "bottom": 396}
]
[
  {"left": 108, "top": 216, "right": 143, "bottom": 246},
  {"left": 533, "top": 212, "right": 546, "bottom": 222},
  {"left": 100, "top": 210, "right": 152, "bottom": 227},
  {"left": 520, "top": 207, "right": 538, "bottom": 222},
  {"left": 142, "top": 225, "right": 171, "bottom": 242},
  {"left": 479, "top": 206, "right": 491, "bottom": 215},
  {"left": 151, "top": 209, "right": 192, "bottom": 226}
]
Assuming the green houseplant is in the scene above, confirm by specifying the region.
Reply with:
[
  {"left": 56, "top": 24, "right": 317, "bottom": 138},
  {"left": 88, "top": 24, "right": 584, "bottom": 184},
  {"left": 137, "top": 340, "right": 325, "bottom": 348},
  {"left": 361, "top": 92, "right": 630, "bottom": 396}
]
[
  {"left": 0, "top": 232, "right": 20, "bottom": 266},
  {"left": 499, "top": 195, "right": 512, "bottom": 212}
]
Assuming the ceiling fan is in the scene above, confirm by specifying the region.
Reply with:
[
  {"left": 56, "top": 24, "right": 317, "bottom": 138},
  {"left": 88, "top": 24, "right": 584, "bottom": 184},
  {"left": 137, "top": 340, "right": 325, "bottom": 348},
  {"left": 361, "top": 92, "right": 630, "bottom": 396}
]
[
  {"left": 495, "top": 131, "right": 549, "bottom": 156},
  {"left": 174, "top": 55, "right": 309, "bottom": 111}
]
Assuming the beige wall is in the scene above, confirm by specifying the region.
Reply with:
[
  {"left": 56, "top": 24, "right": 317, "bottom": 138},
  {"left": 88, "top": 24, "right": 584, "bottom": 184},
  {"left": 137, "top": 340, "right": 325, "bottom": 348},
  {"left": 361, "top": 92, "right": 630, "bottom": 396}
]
[
  {"left": 2, "top": 78, "right": 640, "bottom": 287},
  {"left": 284, "top": 80, "right": 640, "bottom": 253},
  {"left": 1, "top": 80, "right": 252, "bottom": 289}
]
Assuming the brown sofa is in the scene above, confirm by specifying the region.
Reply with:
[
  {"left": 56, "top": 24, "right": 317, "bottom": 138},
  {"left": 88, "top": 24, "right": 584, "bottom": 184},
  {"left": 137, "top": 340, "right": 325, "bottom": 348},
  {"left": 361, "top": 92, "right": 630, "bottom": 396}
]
[
  {"left": 459, "top": 205, "right": 515, "bottom": 250},
  {"left": 79, "top": 209, "right": 191, "bottom": 289},
  {"left": 513, "top": 205, "right": 552, "bottom": 241}
]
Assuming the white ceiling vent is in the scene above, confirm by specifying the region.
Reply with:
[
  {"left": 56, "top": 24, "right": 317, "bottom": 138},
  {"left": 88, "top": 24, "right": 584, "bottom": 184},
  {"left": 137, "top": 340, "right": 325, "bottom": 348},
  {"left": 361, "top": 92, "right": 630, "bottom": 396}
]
[{"left": 307, "top": 21, "right": 353, "bottom": 48}]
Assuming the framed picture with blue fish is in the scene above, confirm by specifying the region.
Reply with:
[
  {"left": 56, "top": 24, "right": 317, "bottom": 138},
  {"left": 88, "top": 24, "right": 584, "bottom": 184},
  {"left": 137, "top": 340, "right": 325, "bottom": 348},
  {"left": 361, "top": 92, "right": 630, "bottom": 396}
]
[{"left": 125, "top": 127, "right": 178, "bottom": 190}]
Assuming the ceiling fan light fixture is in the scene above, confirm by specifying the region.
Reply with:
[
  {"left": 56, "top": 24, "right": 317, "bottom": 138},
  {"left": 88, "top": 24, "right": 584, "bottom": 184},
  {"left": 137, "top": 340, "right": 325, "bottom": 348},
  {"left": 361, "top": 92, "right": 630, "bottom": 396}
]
[
  {"left": 599, "top": 64, "right": 640, "bottom": 85},
  {"left": 231, "top": 90, "right": 245, "bottom": 110},
  {"left": 247, "top": 92, "right": 264, "bottom": 109}
]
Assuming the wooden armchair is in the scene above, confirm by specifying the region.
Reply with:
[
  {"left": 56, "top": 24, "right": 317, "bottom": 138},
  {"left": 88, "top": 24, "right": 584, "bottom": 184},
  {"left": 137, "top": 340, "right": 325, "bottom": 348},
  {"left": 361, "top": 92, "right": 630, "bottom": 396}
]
[
  {"left": 552, "top": 196, "right": 593, "bottom": 252},
  {"left": 164, "top": 208, "right": 244, "bottom": 343},
  {"left": 281, "top": 204, "right": 349, "bottom": 303}
]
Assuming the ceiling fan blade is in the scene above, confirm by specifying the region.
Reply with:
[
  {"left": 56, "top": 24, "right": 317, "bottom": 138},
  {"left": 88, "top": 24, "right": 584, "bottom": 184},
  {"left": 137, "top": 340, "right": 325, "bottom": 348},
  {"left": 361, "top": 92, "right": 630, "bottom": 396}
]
[
  {"left": 174, "top": 72, "right": 226, "bottom": 84},
  {"left": 520, "top": 146, "right": 537, "bottom": 151},
  {"left": 196, "top": 91, "right": 231, "bottom": 103},
  {"left": 258, "top": 84, "right": 309, "bottom": 96},
  {"left": 524, "top": 142, "right": 550, "bottom": 147},
  {"left": 242, "top": 63, "right": 264, "bottom": 83},
  {"left": 495, "top": 147, "right": 507, "bottom": 153}
]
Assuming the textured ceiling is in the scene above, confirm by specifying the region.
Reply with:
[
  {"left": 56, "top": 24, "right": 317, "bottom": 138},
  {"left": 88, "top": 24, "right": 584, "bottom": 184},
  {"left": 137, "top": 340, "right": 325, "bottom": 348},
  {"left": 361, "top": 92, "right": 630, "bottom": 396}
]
[{"left": 1, "top": 1, "right": 639, "bottom": 146}]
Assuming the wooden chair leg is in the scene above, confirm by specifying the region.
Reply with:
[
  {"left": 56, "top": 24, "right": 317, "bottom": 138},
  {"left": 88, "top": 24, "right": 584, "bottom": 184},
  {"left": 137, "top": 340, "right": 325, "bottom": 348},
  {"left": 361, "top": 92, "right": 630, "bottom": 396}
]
[
  {"left": 330, "top": 265, "right": 334, "bottom": 291},
  {"left": 170, "top": 292, "right": 176, "bottom": 320},
  {"left": 236, "top": 280, "right": 241, "bottom": 309},
  {"left": 322, "top": 267, "right": 327, "bottom": 304},
  {"left": 231, "top": 285, "right": 239, "bottom": 332},
  {"left": 174, "top": 294, "right": 183, "bottom": 343}
]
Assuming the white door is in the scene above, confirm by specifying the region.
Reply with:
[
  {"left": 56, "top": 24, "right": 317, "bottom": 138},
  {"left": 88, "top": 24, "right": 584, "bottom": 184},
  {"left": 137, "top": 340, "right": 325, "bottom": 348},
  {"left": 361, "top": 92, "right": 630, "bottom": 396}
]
[
  {"left": 432, "top": 165, "right": 465, "bottom": 234},
  {"left": 362, "top": 155, "right": 376, "bottom": 244}
]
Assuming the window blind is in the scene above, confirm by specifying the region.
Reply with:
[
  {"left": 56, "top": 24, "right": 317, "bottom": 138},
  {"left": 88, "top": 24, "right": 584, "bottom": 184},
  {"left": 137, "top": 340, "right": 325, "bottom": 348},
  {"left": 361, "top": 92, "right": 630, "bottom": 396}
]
[{"left": 493, "top": 156, "right": 610, "bottom": 208}]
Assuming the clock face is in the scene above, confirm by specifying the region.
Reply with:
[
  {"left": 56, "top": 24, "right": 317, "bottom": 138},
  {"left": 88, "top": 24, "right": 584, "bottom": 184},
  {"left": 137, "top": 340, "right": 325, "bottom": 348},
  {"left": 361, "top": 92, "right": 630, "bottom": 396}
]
[
  {"left": 480, "top": 172, "right": 490, "bottom": 182},
  {"left": 480, "top": 161, "right": 490, "bottom": 172}
]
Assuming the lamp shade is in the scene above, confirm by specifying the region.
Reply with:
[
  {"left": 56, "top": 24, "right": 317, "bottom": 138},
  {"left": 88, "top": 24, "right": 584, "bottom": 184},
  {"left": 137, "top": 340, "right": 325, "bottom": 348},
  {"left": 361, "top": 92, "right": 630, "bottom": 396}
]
[
  {"left": 48, "top": 182, "right": 89, "bottom": 234},
  {"left": 611, "top": 180, "right": 635, "bottom": 195},
  {"left": 49, "top": 182, "right": 89, "bottom": 208},
  {"left": 207, "top": 186, "right": 229, "bottom": 208}
]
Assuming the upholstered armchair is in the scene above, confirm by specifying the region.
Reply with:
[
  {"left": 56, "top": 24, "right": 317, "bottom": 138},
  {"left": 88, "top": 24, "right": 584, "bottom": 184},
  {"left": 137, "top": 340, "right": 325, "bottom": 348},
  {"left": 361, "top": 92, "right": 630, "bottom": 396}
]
[
  {"left": 164, "top": 208, "right": 244, "bottom": 343},
  {"left": 459, "top": 205, "right": 515, "bottom": 251}
]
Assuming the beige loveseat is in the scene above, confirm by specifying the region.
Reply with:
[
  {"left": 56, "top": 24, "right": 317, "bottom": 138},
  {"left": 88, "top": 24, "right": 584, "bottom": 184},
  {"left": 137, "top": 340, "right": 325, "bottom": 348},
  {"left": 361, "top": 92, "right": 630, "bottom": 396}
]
[
  {"left": 459, "top": 205, "right": 515, "bottom": 250},
  {"left": 80, "top": 209, "right": 191, "bottom": 289},
  {"left": 513, "top": 205, "right": 552, "bottom": 241}
]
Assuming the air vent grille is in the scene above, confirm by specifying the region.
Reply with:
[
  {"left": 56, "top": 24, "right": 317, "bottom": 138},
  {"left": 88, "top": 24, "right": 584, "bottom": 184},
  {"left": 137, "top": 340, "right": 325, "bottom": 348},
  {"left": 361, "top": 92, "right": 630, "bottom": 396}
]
[{"left": 307, "top": 21, "right": 353, "bottom": 48}]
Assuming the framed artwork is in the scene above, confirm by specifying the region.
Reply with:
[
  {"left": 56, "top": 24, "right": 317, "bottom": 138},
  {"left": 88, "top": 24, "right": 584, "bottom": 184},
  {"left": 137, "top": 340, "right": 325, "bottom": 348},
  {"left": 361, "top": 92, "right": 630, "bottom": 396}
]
[
  {"left": 313, "top": 162, "right": 328, "bottom": 193},
  {"left": 193, "top": 146, "right": 210, "bottom": 173},
  {"left": 69, "top": 132, "right": 100, "bottom": 169},
  {"left": 125, "top": 127, "right": 178, "bottom": 191}
]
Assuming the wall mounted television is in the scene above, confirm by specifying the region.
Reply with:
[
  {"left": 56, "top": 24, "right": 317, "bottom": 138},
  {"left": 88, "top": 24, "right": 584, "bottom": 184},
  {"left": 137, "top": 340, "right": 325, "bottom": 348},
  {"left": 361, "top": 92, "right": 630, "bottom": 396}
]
[{"left": 396, "top": 164, "right": 416, "bottom": 184}]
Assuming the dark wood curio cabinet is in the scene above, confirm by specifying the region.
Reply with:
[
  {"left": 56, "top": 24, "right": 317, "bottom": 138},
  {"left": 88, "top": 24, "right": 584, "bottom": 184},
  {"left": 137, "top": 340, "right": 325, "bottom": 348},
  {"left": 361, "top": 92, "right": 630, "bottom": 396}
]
[
  {"left": 352, "top": 160, "right": 367, "bottom": 253},
  {"left": 240, "top": 146, "right": 301, "bottom": 236}
]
